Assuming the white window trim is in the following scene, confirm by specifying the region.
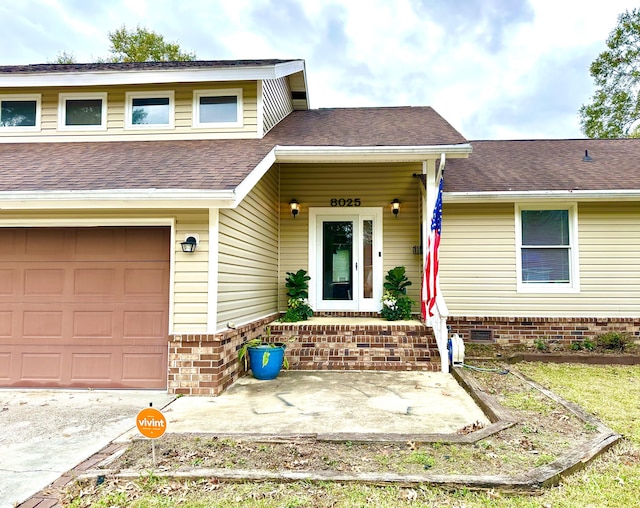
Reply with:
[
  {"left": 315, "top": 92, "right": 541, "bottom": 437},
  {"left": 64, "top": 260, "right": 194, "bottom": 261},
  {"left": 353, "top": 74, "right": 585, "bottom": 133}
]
[
  {"left": 515, "top": 203, "right": 580, "bottom": 294},
  {"left": 192, "top": 88, "right": 243, "bottom": 128},
  {"left": 0, "top": 94, "right": 41, "bottom": 132},
  {"left": 125, "top": 91, "right": 175, "bottom": 130},
  {"left": 58, "top": 92, "right": 107, "bottom": 131}
]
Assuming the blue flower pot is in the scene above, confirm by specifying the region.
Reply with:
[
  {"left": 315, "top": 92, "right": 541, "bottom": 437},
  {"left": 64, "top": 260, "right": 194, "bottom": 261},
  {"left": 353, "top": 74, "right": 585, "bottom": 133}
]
[{"left": 247, "top": 344, "right": 286, "bottom": 380}]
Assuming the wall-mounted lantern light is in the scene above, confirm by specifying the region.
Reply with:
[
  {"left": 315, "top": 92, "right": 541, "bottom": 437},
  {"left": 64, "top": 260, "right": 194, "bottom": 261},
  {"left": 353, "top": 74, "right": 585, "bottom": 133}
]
[
  {"left": 391, "top": 198, "right": 400, "bottom": 217},
  {"left": 181, "top": 235, "right": 198, "bottom": 253},
  {"left": 289, "top": 199, "right": 300, "bottom": 218}
]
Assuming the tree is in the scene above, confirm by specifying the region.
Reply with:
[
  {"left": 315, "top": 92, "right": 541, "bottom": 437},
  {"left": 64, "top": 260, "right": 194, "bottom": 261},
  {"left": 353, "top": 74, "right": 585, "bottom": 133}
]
[
  {"left": 580, "top": 9, "right": 640, "bottom": 138},
  {"left": 106, "top": 25, "right": 195, "bottom": 62},
  {"left": 49, "top": 25, "right": 195, "bottom": 64}
]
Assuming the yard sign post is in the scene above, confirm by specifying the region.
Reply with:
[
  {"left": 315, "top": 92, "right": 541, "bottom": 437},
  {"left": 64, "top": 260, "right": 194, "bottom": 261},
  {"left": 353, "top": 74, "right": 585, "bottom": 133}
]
[{"left": 136, "top": 403, "right": 167, "bottom": 466}]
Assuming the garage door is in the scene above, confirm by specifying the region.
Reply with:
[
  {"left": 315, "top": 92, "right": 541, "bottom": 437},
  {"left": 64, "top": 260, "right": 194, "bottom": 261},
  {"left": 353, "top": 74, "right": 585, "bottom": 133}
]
[{"left": 0, "top": 227, "right": 170, "bottom": 389}]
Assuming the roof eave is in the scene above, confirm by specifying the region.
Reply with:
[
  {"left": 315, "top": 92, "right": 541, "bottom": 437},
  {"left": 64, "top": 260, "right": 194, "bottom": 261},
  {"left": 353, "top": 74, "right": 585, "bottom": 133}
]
[
  {"left": 445, "top": 190, "right": 640, "bottom": 203},
  {"left": 0, "top": 189, "right": 237, "bottom": 210},
  {"left": 0, "top": 60, "right": 306, "bottom": 87},
  {"left": 274, "top": 144, "right": 472, "bottom": 163}
]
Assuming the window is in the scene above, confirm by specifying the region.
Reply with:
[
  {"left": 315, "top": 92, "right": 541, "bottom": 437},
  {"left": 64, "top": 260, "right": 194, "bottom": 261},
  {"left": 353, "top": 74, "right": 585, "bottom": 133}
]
[
  {"left": 516, "top": 205, "right": 579, "bottom": 292},
  {"left": 125, "top": 91, "right": 174, "bottom": 129},
  {"left": 193, "top": 89, "right": 242, "bottom": 128},
  {"left": 0, "top": 95, "right": 40, "bottom": 130},
  {"left": 59, "top": 93, "right": 107, "bottom": 130}
]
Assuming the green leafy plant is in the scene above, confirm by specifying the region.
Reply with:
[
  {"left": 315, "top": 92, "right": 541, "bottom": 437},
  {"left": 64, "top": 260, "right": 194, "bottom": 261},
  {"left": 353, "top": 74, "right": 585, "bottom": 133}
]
[
  {"left": 380, "top": 266, "right": 413, "bottom": 321},
  {"left": 280, "top": 269, "right": 313, "bottom": 322},
  {"left": 535, "top": 338, "right": 549, "bottom": 352},
  {"left": 237, "top": 327, "right": 290, "bottom": 370}
]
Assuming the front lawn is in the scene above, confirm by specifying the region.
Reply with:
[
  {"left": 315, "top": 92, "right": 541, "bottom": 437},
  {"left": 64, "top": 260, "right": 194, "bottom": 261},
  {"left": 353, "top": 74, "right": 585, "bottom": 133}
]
[{"left": 63, "top": 363, "right": 640, "bottom": 507}]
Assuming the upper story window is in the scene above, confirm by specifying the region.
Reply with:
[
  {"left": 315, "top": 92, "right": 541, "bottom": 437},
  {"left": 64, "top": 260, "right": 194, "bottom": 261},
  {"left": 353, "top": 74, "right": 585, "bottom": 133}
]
[
  {"left": 193, "top": 89, "right": 243, "bottom": 128},
  {"left": 0, "top": 94, "right": 41, "bottom": 130},
  {"left": 59, "top": 93, "right": 107, "bottom": 130},
  {"left": 516, "top": 205, "right": 579, "bottom": 293},
  {"left": 126, "top": 91, "right": 174, "bottom": 129}
]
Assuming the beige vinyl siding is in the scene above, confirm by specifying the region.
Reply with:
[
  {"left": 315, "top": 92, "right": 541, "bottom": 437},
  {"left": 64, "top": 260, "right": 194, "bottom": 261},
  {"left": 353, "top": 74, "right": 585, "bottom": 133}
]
[
  {"left": 279, "top": 162, "right": 423, "bottom": 311},
  {"left": 441, "top": 201, "right": 640, "bottom": 318},
  {"left": 0, "top": 82, "right": 258, "bottom": 139},
  {"left": 0, "top": 208, "right": 209, "bottom": 332},
  {"left": 439, "top": 203, "right": 516, "bottom": 315},
  {"left": 217, "top": 167, "right": 280, "bottom": 329},
  {"left": 262, "top": 77, "right": 293, "bottom": 134}
]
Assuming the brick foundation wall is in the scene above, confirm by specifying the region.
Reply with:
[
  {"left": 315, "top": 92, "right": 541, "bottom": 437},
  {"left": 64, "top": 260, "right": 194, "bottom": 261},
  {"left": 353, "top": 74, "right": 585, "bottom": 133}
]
[
  {"left": 447, "top": 316, "right": 640, "bottom": 346},
  {"left": 168, "top": 314, "right": 278, "bottom": 396},
  {"left": 269, "top": 322, "right": 439, "bottom": 371}
]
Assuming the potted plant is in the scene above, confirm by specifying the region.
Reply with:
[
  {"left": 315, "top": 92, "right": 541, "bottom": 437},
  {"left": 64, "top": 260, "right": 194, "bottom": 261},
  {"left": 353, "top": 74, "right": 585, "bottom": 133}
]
[
  {"left": 280, "top": 269, "right": 313, "bottom": 322},
  {"left": 238, "top": 327, "right": 289, "bottom": 380},
  {"left": 380, "top": 266, "right": 414, "bottom": 321}
]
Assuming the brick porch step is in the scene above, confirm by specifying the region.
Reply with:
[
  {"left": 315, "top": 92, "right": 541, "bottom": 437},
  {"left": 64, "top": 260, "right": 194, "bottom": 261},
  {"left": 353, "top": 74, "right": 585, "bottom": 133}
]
[{"left": 269, "top": 320, "right": 440, "bottom": 371}]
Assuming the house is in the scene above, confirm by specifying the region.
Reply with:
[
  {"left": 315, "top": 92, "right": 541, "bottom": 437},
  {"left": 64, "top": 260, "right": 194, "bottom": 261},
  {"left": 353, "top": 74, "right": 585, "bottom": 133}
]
[{"left": 0, "top": 59, "right": 637, "bottom": 395}]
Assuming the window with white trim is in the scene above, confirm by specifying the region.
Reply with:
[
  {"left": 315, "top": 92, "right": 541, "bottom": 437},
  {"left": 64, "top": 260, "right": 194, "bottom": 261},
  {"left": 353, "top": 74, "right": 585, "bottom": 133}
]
[
  {"left": 193, "top": 89, "right": 242, "bottom": 128},
  {"left": 58, "top": 93, "right": 107, "bottom": 130},
  {"left": 125, "top": 91, "right": 174, "bottom": 129},
  {"left": 516, "top": 205, "right": 579, "bottom": 292},
  {"left": 0, "top": 94, "right": 41, "bottom": 130}
]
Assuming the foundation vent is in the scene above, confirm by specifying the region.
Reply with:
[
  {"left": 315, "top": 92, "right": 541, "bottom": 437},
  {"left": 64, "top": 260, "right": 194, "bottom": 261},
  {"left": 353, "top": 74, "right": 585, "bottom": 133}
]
[{"left": 469, "top": 329, "right": 493, "bottom": 342}]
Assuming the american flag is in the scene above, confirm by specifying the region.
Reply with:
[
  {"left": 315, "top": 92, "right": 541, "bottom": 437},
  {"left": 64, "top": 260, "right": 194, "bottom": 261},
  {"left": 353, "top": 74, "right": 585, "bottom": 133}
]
[{"left": 421, "top": 174, "right": 443, "bottom": 319}]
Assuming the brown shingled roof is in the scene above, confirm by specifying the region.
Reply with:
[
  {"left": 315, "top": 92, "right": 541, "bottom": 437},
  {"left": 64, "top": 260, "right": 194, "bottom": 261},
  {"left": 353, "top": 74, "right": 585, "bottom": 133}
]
[
  {"left": 0, "top": 59, "right": 299, "bottom": 74},
  {"left": 445, "top": 139, "right": 640, "bottom": 193},
  {"left": 0, "top": 107, "right": 466, "bottom": 192}
]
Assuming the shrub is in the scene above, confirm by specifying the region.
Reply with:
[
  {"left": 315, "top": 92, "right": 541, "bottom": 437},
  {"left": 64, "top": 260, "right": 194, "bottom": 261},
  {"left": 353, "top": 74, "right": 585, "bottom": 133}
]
[
  {"left": 597, "top": 332, "right": 630, "bottom": 352},
  {"left": 280, "top": 269, "right": 313, "bottom": 322},
  {"left": 380, "top": 266, "right": 413, "bottom": 321}
]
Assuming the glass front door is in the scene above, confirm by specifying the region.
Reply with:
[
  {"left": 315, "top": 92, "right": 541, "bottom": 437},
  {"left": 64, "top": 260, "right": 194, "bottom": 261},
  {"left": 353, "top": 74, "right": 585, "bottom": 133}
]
[{"left": 310, "top": 208, "right": 382, "bottom": 312}]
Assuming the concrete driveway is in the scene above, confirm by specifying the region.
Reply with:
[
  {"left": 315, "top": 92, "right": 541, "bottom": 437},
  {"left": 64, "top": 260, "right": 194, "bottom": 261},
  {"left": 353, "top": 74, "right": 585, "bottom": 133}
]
[{"left": 0, "top": 389, "right": 174, "bottom": 508}]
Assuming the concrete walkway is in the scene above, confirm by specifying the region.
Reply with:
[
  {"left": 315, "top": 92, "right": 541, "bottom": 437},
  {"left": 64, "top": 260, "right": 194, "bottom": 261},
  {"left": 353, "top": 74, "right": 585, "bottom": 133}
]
[
  {"left": 13, "top": 370, "right": 491, "bottom": 506},
  {"left": 0, "top": 389, "right": 174, "bottom": 508},
  {"left": 149, "top": 371, "right": 490, "bottom": 437}
]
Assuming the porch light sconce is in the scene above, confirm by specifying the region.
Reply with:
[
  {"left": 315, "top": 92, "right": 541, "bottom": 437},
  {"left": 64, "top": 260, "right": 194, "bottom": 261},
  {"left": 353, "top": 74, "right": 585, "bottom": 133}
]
[
  {"left": 181, "top": 235, "right": 198, "bottom": 253},
  {"left": 289, "top": 199, "right": 300, "bottom": 218},
  {"left": 391, "top": 198, "right": 400, "bottom": 217}
]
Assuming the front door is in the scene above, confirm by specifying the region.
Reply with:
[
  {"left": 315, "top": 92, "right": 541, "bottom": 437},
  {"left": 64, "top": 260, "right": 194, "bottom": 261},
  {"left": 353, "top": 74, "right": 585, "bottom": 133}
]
[{"left": 309, "top": 208, "right": 382, "bottom": 312}]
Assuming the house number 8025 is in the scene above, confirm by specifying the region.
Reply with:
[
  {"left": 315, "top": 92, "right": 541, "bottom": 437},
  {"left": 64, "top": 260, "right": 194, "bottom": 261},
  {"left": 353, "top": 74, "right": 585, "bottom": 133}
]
[{"left": 330, "top": 198, "right": 361, "bottom": 207}]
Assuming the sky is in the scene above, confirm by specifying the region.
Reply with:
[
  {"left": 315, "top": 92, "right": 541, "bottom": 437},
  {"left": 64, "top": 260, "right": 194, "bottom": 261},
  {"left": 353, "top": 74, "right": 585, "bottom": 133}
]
[{"left": 0, "top": 0, "right": 637, "bottom": 140}]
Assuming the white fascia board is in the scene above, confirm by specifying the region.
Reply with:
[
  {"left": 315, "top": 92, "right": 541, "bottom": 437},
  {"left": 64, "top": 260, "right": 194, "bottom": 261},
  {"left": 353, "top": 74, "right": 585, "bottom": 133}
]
[
  {"left": 0, "top": 189, "right": 236, "bottom": 210},
  {"left": 0, "top": 61, "right": 305, "bottom": 88},
  {"left": 445, "top": 189, "right": 640, "bottom": 203},
  {"left": 232, "top": 147, "right": 277, "bottom": 206},
  {"left": 273, "top": 144, "right": 472, "bottom": 163}
]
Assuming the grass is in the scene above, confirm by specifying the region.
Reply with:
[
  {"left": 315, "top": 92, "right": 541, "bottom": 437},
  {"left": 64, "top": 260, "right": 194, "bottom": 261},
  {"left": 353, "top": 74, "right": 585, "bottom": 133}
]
[{"left": 63, "top": 363, "right": 640, "bottom": 507}]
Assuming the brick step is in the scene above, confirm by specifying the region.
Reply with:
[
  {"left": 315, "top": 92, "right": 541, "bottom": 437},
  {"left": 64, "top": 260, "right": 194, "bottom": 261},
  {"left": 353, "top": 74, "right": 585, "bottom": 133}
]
[{"left": 269, "top": 322, "right": 440, "bottom": 371}]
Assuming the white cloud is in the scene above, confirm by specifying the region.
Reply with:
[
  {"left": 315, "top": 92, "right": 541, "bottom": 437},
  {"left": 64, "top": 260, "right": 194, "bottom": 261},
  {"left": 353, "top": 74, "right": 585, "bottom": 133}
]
[{"left": 1, "top": 0, "right": 638, "bottom": 139}]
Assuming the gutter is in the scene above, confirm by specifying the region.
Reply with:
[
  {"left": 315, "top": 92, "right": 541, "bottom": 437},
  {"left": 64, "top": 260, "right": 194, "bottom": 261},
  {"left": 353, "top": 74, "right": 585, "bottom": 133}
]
[
  {"left": 445, "top": 189, "right": 640, "bottom": 203},
  {"left": 0, "top": 189, "right": 237, "bottom": 210}
]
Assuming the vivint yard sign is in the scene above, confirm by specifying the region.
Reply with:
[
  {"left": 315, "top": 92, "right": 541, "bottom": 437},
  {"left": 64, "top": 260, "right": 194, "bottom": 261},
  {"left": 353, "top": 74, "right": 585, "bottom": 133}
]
[{"left": 136, "top": 406, "right": 166, "bottom": 439}]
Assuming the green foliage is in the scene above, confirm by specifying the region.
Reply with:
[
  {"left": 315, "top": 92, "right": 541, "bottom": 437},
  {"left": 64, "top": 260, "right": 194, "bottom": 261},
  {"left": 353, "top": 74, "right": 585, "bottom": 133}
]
[
  {"left": 597, "top": 331, "right": 630, "bottom": 351},
  {"left": 49, "top": 51, "right": 77, "bottom": 64},
  {"left": 380, "top": 266, "right": 413, "bottom": 321},
  {"left": 382, "top": 266, "right": 412, "bottom": 295},
  {"left": 237, "top": 328, "right": 289, "bottom": 370},
  {"left": 285, "top": 269, "right": 311, "bottom": 300},
  {"left": 106, "top": 25, "right": 196, "bottom": 62},
  {"left": 580, "top": 9, "right": 640, "bottom": 138},
  {"left": 534, "top": 338, "right": 548, "bottom": 352},
  {"left": 51, "top": 25, "right": 196, "bottom": 64},
  {"left": 583, "top": 337, "right": 596, "bottom": 351},
  {"left": 280, "top": 269, "right": 313, "bottom": 322}
]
